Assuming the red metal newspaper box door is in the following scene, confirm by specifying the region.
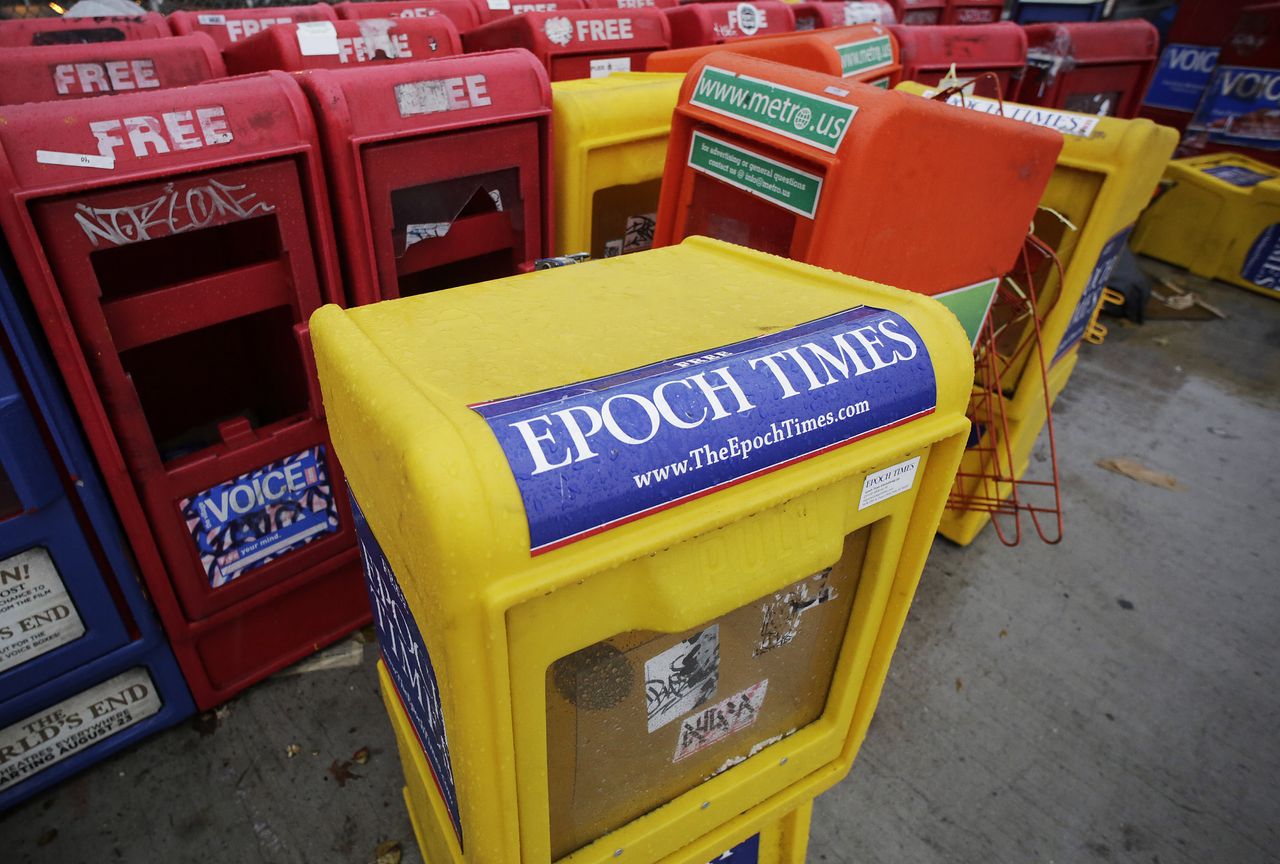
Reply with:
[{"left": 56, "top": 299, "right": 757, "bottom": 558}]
[
  {"left": 0, "top": 74, "right": 368, "bottom": 708},
  {"left": 0, "top": 34, "right": 225, "bottom": 106},
  {"left": 299, "top": 50, "right": 553, "bottom": 305}
]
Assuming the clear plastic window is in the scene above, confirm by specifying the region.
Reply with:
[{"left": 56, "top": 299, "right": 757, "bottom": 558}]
[{"left": 544, "top": 527, "right": 870, "bottom": 858}]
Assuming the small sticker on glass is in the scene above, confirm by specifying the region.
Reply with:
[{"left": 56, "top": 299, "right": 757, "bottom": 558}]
[{"left": 644, "top": 625, "right": 719, "bottom": 732}]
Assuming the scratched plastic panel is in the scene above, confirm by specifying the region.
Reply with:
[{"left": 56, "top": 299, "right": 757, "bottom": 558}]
[{"left": 544, "top": 527, "right": 869, "bottom": 859}]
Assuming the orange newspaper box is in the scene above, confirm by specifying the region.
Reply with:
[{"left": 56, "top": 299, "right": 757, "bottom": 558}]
[
  {"left": 168, "top": 4, "right": 339, "bottom": 50},
  {"left": 891, "top": 21, "right": 1028, "bottom": 98},
  {"left": 0, "top": 34, "right": 225, "bottom": 106},
  {"left": 336, "top": 0, "right": 483, "bottom": 33},
  {"left": 224, "top": 18, "right": 461, "bottom": 73},
  {"left": 0, "top": 13, "right": 171, "bottom": 47},
  {"left": 663, "top": 2, "right": 796, "bottom": 48},
  {"left": 463, "top": 9, "right": 670, "bottom": 80},
  {"left": 653, "top": 54, "right": 1061, "bottom": 311},
  {"left": 646, "top": 25, "right": 901, "bottom": 88}
]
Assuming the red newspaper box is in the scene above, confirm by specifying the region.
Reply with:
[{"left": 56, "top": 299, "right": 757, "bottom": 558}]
[
  {"left": 0, "top": 34, "right": 225, "bottom": 106},
  {"left": 663, "top": 1, "right": 795, "bottom": 48},
  {"left": 942, "top": 0, "right": 1003, "bottom": 25},
  {"left": 463, "top": 9, "right": 670, "bottom": 79},
  {"left": 468, "top": 0, "right": 588, "bottom": 26},
  {"left": 224, "top": 18, "right": 461, "bottom": 73},
  {"left": 646, "top": 24, "right": 901, "bottom": 88},
  {"left": 336, "top": 0, "right": 483, "bottom": 32},
  {"left": 1140, "top": 0, "right": 1256, "bottom": 132},
  {"left": 888, "top": 0, "right": 944, "bottom": 25},
  {"left": 0, "top": 73, "right": 369, "bottom": 709},
  {"left": 1016, "top": 20, "right": 1159, "bottom": 118},
  {"left": 0, "top": 13, "right": 171, "bottom": 47},
  {"left": 792, "top": 2, "right": 897, "bottom": 31},
  {"left": 891, "top": 21, "right": 1027, "bottom": 97},
  {"left": 298, "top": 51, "right": 552, "bottom": 304},
  {"left": 168, "top": 4, "right": 339, "bottom": 50},
  {"left": 653, "top": 54, "right": 1060, "bottom": 297}
]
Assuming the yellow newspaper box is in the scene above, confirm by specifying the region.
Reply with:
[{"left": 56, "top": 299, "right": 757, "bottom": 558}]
[
  {"left": 551, "top": 72, "right": 683, "bottom": 258},
  {"left": 312, "top": 238, "right": 973, "bottom": 864},
  {"left": 1132, "top": 153, "right": 1280, "bottom": 301},
  {"left": 896, "top": 84, "right": 1177, "bottom": 544}
]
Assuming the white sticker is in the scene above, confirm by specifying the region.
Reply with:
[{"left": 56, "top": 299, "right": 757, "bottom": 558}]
[
  {"left": 394, "top": 75, "right": 493, "bottom": 117},
  {"left": 604, "top": 238, "right": 623, "bottom": 257},
  {"left": 0, "top": 668, "right": 162, "bottom": 792},
  {"left": 0, "top": 549, "right": 86, "bottom": 673},
  {"left": 590, "top": 56, "right": 632, "bottom": 78},
  {"left": 859, "top": 456, "right": 920, "bottom": 510},
  {"left": 644, "top": 625, "right": 719, "bottom": 733},
  {"left": 824, "top": 85, "right": 850, "bottom": 97},
  {"left": 622, "top": 212, "right": 655, "bottom": 252},
  {"left": 920, "top": 89, "right": 1101, "bottom": 139},
  {"left": 755, "top": 568, "right": 836, "bottom": 656},
  {"left": 36, "top": 150, "right": 114, "bottom": 171},
  {"left": 197, "top": 13, "right": 226, "bottom": 24},
  {"left": 673, "top": 679, "right": 767, "bottom": 762},
  {"left": 543, "top": 16, "right": 573, "bottom": 47},
  {"left": 296, "top": 21, "right": 340, "bottom": 56},
  {"left": 736, "top": 2, "right": 762, "bottom": 36},
  {"left": 487, "top": 0, "right": 511, "bottom": 8}
]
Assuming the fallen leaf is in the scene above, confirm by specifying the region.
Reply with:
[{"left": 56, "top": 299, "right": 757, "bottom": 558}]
[
  {"left": 352, "top": 747, "right": 370, "bottom": 765},
  {"left": 37, "top": 829, "right": 57, "bottom": 847},
  {"left": 1117, "top": 598, "right": 1135, "bottom": 611},
  {"left": 1096, "top": 458, "right": 1184, "bottom": 491},
  {"left": 374, "top": 840, "right": 402, "bottom": 864},
  {"left": 285, "top": 744, "right": 301, "bottom": 759},
  {"left": 954, "top": 678, "right": 963, "bottom": 692},
  {"left": 329, "top": 758, "right": 362, "bottom": 787},
  {"left": 998, "top": 629, "right": 1008, "bottom": 639}
]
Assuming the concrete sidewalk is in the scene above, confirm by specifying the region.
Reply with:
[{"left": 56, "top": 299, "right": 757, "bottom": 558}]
[{"left": 3, "top": 262, "right": 1278, "bottom": 864}]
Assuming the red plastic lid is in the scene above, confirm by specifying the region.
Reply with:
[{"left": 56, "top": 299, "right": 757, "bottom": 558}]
[
  {"left": 0, "top": 33, "right": 225, "bottom": 105},
  {"left": 464, "top": 8, "right": 671, "bottom": 55},
  {"left": 0, "top": 13, "right": 170, "bottom": 47},
  {"left": 297, "top": 49, "right": 551, "bottom": 141},
  {"left": 1023, "top": 20, "right": 1159, "bottom": 65},
  {"left": 890, "top": 22, "right": 1028, "bottom": 69},
  {"left": 224, "top": 18, "right": 461, "bottom": 73}
]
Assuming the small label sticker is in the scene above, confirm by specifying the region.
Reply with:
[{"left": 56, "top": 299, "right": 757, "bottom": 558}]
[
  {"left": 0, "top": 668, "right": 161, "bottom": 793},
  {"left": 590, "top": 56, "right": 631, "bottom": 78},
  {"left": 688, "top": 130, "right": 824, "bottom": 219},
  {"left": 835, "top": 34, "right": 894, "bottom": 78},
  {"left": 179, "top": 446, "right": 340, "bottom": 588},
  {"left": 0, "top": 548, "right": 86, "bottom": 673},
  {"left": 843, "top": 2, "right": 886, "bottom": 25},
  {"left": 488, "top": 0, "right": 512, "bottom": 7},
  {"left": 36, "top": 150, "right": 114, "bottom": 170},
  {"left": 859, "top": 457, "right": 920, "bottom": 509},
  {"left": 296, "top": 20, "right": 340, "bottom": 55},
  {"left": 197, "top": 13, "right": 226, "bottom": 24},
  {"left": 604, "top": 238, "right": 623, "bottom": 257},
  {"left": 644, "top": 625, "right": 719, "bottom": 733},
  {"left": 673, "top": 680, "right": 768, "bottom": 762},
  {"left": 921, "top": 90, "right": 1100, "bottom": 138}
]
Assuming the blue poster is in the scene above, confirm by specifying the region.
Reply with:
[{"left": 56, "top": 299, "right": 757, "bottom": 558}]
[
  {"left": 472, "top": 307, "right": 937, "bottom": 554},
  {"left": 1202, "top": 164, "right": 1276, "bottom": 187},
  {"left": 1241, "top": 223, "right": 1280, "bottom": 291},
  {"left": 1189, "top": 65, "right": 1280, "bottom": 150},
  {"left": 1054, "top": 227, "right": 1133, "bottom": 365},
  {"left": 711, "top": 834, "right": 760, "bottom": 863},
  {"left": 1143, "top": 43, "right": 1220, "bottom": 113},
  {"left": 180, "top": 446, "right": 339, "bottom": 588},
  {"left": 349, "top": 492, "right": 463, "bottom": 847}
]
